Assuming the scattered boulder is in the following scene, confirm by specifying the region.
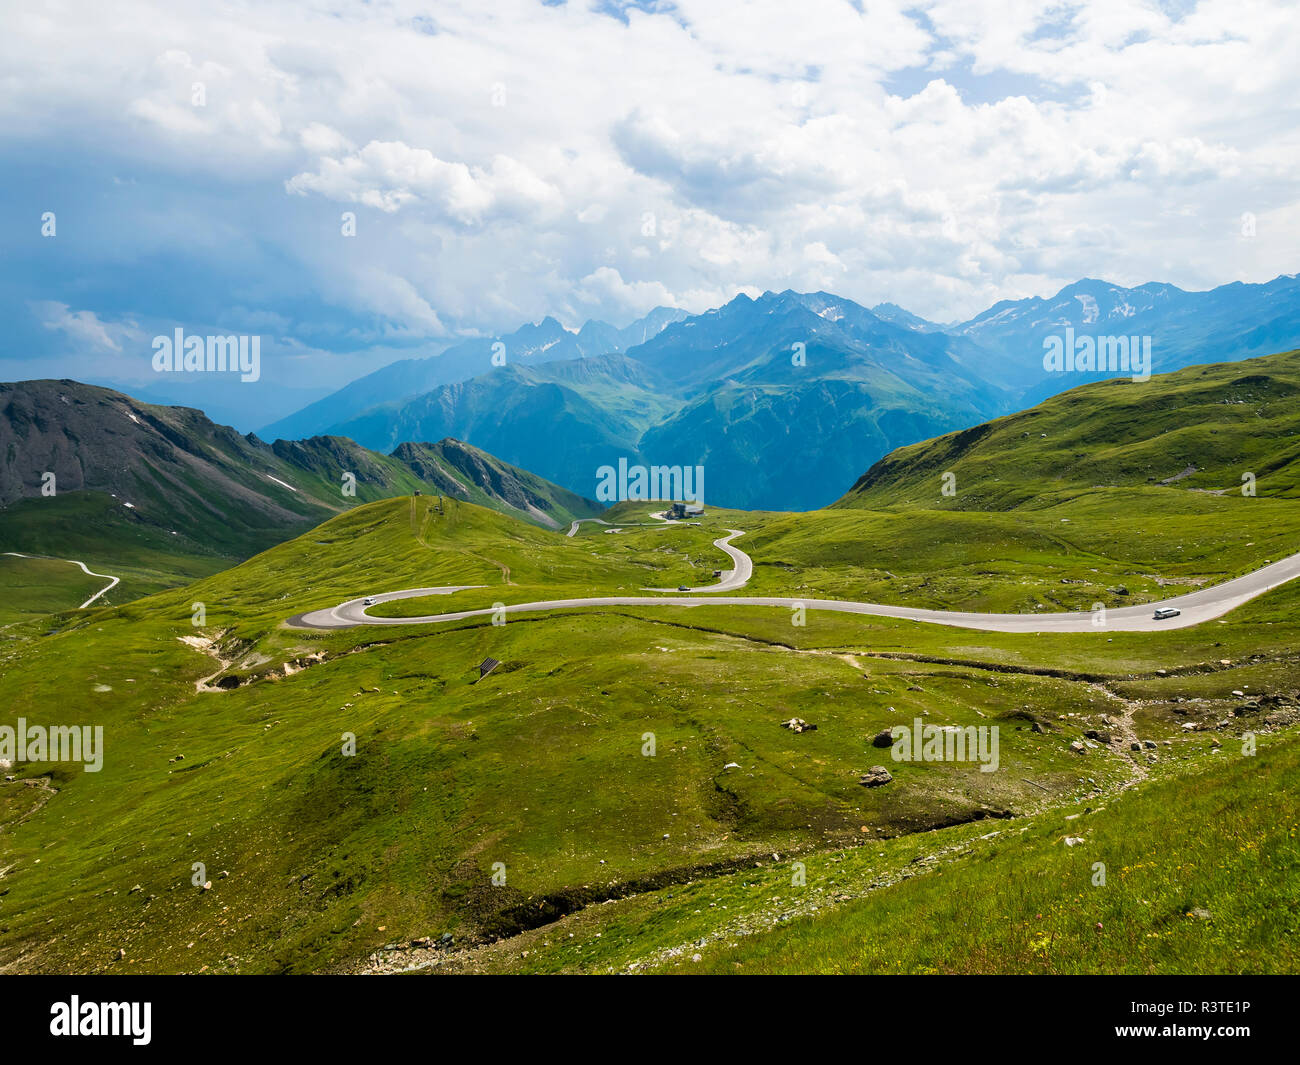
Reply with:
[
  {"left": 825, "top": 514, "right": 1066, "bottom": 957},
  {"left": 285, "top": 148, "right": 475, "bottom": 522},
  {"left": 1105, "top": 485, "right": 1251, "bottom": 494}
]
[
  {"left": 781, "top": 717, "right": 817, "bottom": 733},
  {"left": 1069, "top": 741, "right": 1086, "bottom": 754},
  {"left": 871, "top": 728, "right": 895, "bottom": 749},
  {"left": 859, "top": 766, "right": 893, "bottom": 787}
]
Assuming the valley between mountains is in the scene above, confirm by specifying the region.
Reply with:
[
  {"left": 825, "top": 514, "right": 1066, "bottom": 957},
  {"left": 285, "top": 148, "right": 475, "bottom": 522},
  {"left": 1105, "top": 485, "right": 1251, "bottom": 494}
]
[{"left": 1, "top": 350, "right": 1298, "bottom": 974}]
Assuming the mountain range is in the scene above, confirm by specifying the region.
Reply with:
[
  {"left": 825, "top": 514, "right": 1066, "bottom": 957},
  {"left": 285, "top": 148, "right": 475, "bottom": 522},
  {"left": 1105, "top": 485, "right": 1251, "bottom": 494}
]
[
  {"left": 952, "top": 274, "right": 1300, "bottom": 404},
  {"left": 265, "top": 274, "right": 1300, "bottom": 510},
  {"left": 5, "top": 272, "right": 1299, "bottom": 568},
  {"left": 0, "top": 380, "right": 601, "bottom": 592},
  {"left": 260, "top": 306, "right": 688, "bottom": 443}
]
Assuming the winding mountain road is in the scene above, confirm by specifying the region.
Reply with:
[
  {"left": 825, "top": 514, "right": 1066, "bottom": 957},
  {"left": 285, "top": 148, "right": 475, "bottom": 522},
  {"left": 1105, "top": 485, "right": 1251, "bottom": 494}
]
[
  {"left": 286, "top": 530, "right": 1300, "bottom": 635},
  {"left": 3, "top": 552, "right": 121, "bottom": 609},
  {"left": 565, "top": 511, "right": 698, "bottom": 537},
  {"left": 644, "top": 530, "right": 751, "bottom": 592}
]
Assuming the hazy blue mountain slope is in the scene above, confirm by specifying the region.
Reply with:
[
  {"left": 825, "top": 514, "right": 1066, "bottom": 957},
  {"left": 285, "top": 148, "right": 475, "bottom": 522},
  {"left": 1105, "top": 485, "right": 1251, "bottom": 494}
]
[
  {"left": 319, "top": 291, "right": 1012, "bottom": 508},
  {"left": 325, "top": 359, "right": 665, "bottom": 494},
  {"left": 262, "top": 307, "right": 686, "bottom": 441},
  {"left": 953, "top": 274, "right": 1300, "bottom": 403}
]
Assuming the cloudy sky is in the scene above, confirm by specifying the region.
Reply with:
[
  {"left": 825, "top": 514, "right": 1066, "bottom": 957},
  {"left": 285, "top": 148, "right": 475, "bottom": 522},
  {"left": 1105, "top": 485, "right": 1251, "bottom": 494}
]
[{"left": 4, "top": 0, "right": 1297, "bottom": 426}]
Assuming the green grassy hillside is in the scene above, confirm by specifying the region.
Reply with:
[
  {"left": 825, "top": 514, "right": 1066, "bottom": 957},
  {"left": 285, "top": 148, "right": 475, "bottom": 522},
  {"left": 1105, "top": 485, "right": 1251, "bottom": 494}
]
[
  {"left": 421, "top": 725, "right": 1298, "bottom": 975},
  {"left": 2, "top": 490, "right": 1297, "bottom": 975},
  {"left": 839, "top": 350, "right": 1300, "bottom": 508},
  {"left": 0, "top": 555, "right": 108, "bottom": 625},
  {"left": 683, "top": 729, "right": 1300, "bottom": 975}
]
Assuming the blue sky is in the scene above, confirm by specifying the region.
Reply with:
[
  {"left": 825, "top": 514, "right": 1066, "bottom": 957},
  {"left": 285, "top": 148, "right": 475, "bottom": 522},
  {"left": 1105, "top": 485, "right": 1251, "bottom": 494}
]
[{"left": 3, "top": 0, "right": 1297, "bottom": 430}]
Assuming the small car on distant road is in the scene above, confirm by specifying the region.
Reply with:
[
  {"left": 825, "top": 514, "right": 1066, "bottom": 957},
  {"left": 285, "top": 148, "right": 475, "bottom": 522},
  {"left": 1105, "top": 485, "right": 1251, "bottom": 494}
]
[
  {"left": 677, "top": 585, "right": 690, "bottom": 592},
  {"left": 363, "top": 597, "right": 377, "bottom": 606},
  {"left": 1153, "top": 607, "right": 1180, "bottom": 620}
]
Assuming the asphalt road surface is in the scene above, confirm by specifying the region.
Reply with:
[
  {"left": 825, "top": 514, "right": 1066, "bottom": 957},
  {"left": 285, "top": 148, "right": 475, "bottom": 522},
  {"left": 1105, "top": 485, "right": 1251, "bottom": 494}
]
[
  {"left": 287, "top": 532, "right": 1300, "bottom": 634},
  {"left": 644, "top": 530, "right": 751, "bottom": 592}
]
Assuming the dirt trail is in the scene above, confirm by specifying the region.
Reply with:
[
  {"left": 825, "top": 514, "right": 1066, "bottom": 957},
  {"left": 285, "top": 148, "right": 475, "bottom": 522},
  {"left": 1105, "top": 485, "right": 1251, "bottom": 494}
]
[
  {"left": 1085, "top": 683, "right": 1150, "bottom": 783},
  {"left": 177, "top": 632, "right": 235, "bottom": 693}
]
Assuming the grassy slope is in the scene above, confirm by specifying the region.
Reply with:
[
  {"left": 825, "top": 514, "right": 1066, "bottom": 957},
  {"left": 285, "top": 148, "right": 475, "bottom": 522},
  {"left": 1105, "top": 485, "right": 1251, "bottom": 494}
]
[
  {"left": 838, "top": 349, "right": 1300, "bottom": 507},
  {"left": 683, "top": 731, "right": 1300, "bottom": 975},
  {"left": 4, "top": 353, "right": 1300, "bottom": 975},
  {"left": 2, "top": 493, "right": 1297, "bottom": 974},
  {"left": 433, "top": 728, "right": 1298, "bottom": 975},
  {"left": 0, "top": 556, "right": 106, "bottom": 625},
  {"left": 734, "top": 494, "right": 1300, "bottom": 612},
  {"left": 415, "top": 577, "right": 1300, "bottom": 974},
  {"left": 0, "top": 493, "right": 232, "bottom": 613}
]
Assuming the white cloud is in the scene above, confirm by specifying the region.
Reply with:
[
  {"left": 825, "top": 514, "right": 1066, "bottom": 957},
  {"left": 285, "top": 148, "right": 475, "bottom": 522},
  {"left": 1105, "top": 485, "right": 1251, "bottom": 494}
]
[
  {"left": 575, "top": 267, "right": 678, "bottom": 317},
  {"left": 286, "top": 141, "right": 559, "bottom": 223},
  {"left": 2, "top": 0, "right": 1297, "bottom": 334},
  {"left": 337, "top": 268, "right": 448, "bottom": 338},
  {"left": 299, "top": 122, "right": 353, "bottom": 157},
  {"left": 30, "top": 302, "right": 136, "bottom": 353}
]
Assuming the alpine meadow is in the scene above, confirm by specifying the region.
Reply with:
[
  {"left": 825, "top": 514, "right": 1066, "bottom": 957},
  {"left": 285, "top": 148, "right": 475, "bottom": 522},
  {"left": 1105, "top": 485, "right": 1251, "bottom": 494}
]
[{"left": 2, "top": 0, "right": 1298, "bottom": 1045}]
